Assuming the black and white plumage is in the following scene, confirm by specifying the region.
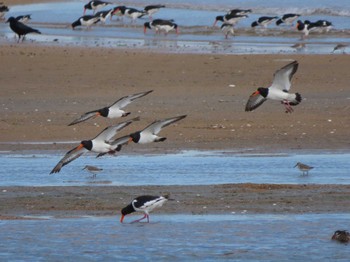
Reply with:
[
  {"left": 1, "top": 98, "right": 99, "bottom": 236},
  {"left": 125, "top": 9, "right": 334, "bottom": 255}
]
[
  {"left": 6, "top": 17, "right": 41, "bottom": 43},
  {"left": 123, "top": 7, "right": 147, "bottom": 23},
  {"left": 245, "top": 61, "right": 302, "bottom": 113},
  {"left": 0, "top": 4, "right": 9, "bottom": 19},
  {"left": 296, "top": 20, "right": 333, "bottom": 39},
  {"left": 221, "top": 23, "right": 235, "bottom": 39},
  {"left": 120, "top": 195, "right": 170, "bottom": 223},
  {"left": 128, "top": 115, "right": 187, "bottom": 144},
  {"left": 144, "top": 5, "right": 166, "bottom": 19},
  {"left": 68, "top": 90, "right": 152, "bottom": 126},
  {"left": 251, "top": 16, "right": 278, "bottom": 28},
  {"left": 50, "top": 119, "right": 135, "bottom": 174},
  {"left": 214, "top": 14, "right": 247, "bottom": 26},
  {"left": 71, "top": 15, "right": 100, "bottom": 29},
  {"left": 111, "top": 6, "right": 126, "bottom": 20},
  {"left": 84, "top": 0, "right": 111, "bottom": 15},
  {"left": 144, "top": 19, "right": 178, "bottom": 35},
  {"left": 276, "top": 13, "right": 300, "bottom": 26},
  {"left": 294, "top": 162, "right": 314, "bottom": 175},
  {"left": 15, "top": 14, "right": 31, "bottom": 23},
  {"left": 94, "top": 9, "right": 113, "bottom": 24},
  {"left": 332, "top": 230, "right": 350, "bottom": 243},
  {"left": 227, "top": 9, "right": 252, "bottom": 16}
]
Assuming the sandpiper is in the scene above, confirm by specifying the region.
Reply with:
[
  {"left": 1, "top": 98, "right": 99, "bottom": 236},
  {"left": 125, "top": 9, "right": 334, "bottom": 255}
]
[
  {"left": 332, "top": 230, "right": 350, "bottom": 243},
  {"left": 82, "top": 165, "right": 103, "bottom": 178},
  {"left": 332, "top": 44, "right": 348, "bottom": 54},
  {"left": 294, "top": 162, "right": 314, "bottom": 175}
]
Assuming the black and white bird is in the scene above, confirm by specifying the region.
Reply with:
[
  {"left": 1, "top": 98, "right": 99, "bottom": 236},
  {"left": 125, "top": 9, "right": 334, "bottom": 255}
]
[
  {"left": 50, "top": 119, "right": 136, "bottom": 174},
  {"left": 214, "top": 13, "right": 247, "bottom": 26},
  {"left": 251, "top": 16, "right": 278, "bottom": 28},
  {"left": 245, "top": 61, "right": 302, "bottom": 113},
  {"left": 68, "top": 90, "right": 152, "bottom": 126},
  {"left": 84, "top": 0, "right": 111, "bottom": 15},
  {"left": 227, "top": 9, "right": 252, "bottom": 16},
  {"left": 111, "top": 6, "right": 126, "bottom": 21},
  {"left": 294, "top": 162, "right": 314, "bottom": 175},
  {"left": 123, "top": 7, "right": 147, "bottom": 23},
  {"left": 120, "top": 195, "right": 170, "bottom": 223},
  {"left": 276, "top": 13, "right": 300, "bottom": 26},
  {"left": 128, "top": 115, "right": 187, "bottom": 144},
  {"left": 332, "top": 230, "right": 350, "bottom": 243},
  {"left": 296, "top": 20, "right": 333, "bottom": 39},
  {"left": 6, "top": 17, "right": 41, "bottom": 43},
  {"left": 15, "top": 14, "right": 31, "bottom": 23},
  {"left": 94, "top": 9, "right": 113, "bottom": 24},
  {"left": 221, "top": 23, "right": 235, "bottom": 39},
  {"left": 0, "top": 4, "right": 9, "bottom": 19},
  {"left": 144, "top": 5, "right": 166, "bottom": 19},
  {"left": 144, "top": 19, "right": 178, "bottom": 35},
  {"left": 71, "top": 15, "right": 100, "bottom": 30}
]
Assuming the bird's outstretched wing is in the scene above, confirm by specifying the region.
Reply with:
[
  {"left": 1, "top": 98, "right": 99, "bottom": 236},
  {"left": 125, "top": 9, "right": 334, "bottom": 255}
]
[
  {"left": 96, "top": 135, "right": 130, "bottom": 157},
  {"left": 93, "top": 118, "right": 137, "bottom": 142},
  {"left": 245, "top": 91, "right": 267, "bottom": 112},
  {"left": 270, "top": 61, "right": 298, "bottom": 92},
  {"left": 50, "top": 146, "right": 87, "bottom": 174},
  {"left": 109, "top": 90, "right": 153, "bottom": 110},
  {"left": 68, "top": 110, "right": 101, "bottom": 126},
  {"left": 142, "top": 115, "right": 187, "bottom": 135}
]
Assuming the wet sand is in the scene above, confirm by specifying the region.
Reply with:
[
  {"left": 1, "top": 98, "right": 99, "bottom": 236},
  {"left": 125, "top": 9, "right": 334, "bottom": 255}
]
[{"left": 1, "top": 1, "right": 350, "bottom": 220}]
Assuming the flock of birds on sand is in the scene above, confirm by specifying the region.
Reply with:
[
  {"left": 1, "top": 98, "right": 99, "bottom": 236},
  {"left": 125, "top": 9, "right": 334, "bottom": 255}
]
[
  {"left": 1, "top": 0, "right": 348, "bottom": 53},
  {"left": 1, "top": 2, "right": 348, "bottom": 236}
]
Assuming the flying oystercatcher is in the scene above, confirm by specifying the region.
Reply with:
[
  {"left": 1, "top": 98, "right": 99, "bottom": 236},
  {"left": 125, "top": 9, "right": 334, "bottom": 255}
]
[
  {"left": 120, "top": 195, "right": 170, "bottom": 223},
  {"left": 245, "top": 61, "right": 302, "bottom": 113},
  {"left": 6, "top": 17, "right": 41, "bottom": 43},
  {"left": 68, "top": 90, "right": 152, "bottom": 126},
  {"left": 50, "top": 119, "right": 136, "bottom": 174}
]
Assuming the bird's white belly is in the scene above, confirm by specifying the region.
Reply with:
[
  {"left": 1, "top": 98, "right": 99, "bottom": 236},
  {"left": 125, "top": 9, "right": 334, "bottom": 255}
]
[
  {"left": 139, "top": 133, "right": 158, "bottom": 144},
  {"left": 268, "top": 89, "right": 290, "bottom": 101},
  {"left": 91, "top": 141, "right": 111, "bottom": 153},
  {"left": 108, "top": 109, "right": 124, "bottom": 118}
]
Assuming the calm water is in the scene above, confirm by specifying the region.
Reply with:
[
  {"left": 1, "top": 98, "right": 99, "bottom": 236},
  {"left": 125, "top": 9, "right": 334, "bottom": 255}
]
[
  {"left": 0, "top": 151, "right": 349, "bottom": 186},
  {"left": 0, "top": 0, "right": 349, "bottom": 53},
  {"left": 1, "top": 214, "right": 350, "bottom": 261}
]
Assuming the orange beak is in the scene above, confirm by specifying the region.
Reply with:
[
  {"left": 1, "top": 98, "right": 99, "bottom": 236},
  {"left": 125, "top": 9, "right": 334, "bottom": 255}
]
[
  {"left": 252, "top": 90, "right": 260, "bottom": 96},
  {"left": 76, "top": 143, "right": 84, "bottom": 151},
  {"left": 120, "top": 214, "right": 125, "bottom": 223},
  {"left": 144, "top": 26, "right": 147, "bottom": 34},
  {"left": 128, "top": 137, "right": 133, "bottom": 144}
]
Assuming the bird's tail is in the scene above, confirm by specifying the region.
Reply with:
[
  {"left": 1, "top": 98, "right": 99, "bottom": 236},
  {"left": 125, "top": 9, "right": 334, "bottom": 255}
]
[{"left": 290, "top": 93, "right": 302, "bottom": 106}]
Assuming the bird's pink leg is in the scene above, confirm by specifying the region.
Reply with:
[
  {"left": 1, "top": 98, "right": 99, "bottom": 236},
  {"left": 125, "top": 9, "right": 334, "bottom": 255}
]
[
  {"left": 282, "top": 100, "right": 294, "bottom": 113},
  {"left": 130, "top": 214, "right": 148, "bottom": 223}
]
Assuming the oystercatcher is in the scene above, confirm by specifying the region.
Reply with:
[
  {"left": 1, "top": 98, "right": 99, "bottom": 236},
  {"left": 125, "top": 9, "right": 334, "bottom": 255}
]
[
  {"left": 0, "top": 4, "right": 9, "bottom": 19},
  {"left": 245, "top": 61, "right": 302, "bottom": 113},
  {"left": 111, "top": 5, "right": 126, "bottom": 21},
  {"left": 227, "top": 8, "right": 252, "bottom": 16},
  {"left": 128, "top": 115, "right": 187, "bottom": 144},
  {"left": 332, "top": 230, "right": 350, "bottom": 243},
  {"left": 15, "top": 14, "right": 31, "bottom": 23},
  {"left": 71, "top": 15, "right": 100, "bottom": 30},
  {"left": 94, "top": 9, "right": 113, "bottom": 24},
  {"left": 251, "top": 16, "right": 278, "bottom": 28},
  {"left": 144, "top": 19, "right": 178, "bottom": 35},
  {"left": 68, "top": 90, "right": 152, "bottom": 126},
  {"left": 6, "top": 17, "right": 41, "bottom": 43},
  {"left": 123, "top": 7, "right": 147, "bottom": 23},
  {"left": 296, "top": 20, "right": 332, "bottom": 39},
  {"left": 84, "top": 0, "right": 111, "bottom": 15},
  {"left": 294, "top": 162, "right": 314, "bottom": 175},
  {"left": 120, "top": 195, "right": 170, "bottom": 223},
  {"left": 276, "top": 13, "right": 300, "bottom": 26},
  {"left": 214, "top": 13, "right": 247, "bottom": 26},
  {"left": 144, "top": 4, "right": 166, "bottom": 19},
  {"left": 50, "top": 119, "right": 136, "bottom": 174},
  {"left": 221, "top": 23, "right": 235, "bottom": 39}
]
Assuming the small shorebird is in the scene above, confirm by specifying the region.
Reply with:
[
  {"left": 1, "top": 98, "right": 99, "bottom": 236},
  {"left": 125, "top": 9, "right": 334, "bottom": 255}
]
[
  {"left": 120, "top": 195, "right": 170, "bottom": 223},
  {"left": 68, "top": 90, "right": 152, "bottom": 126},
  {"left": 332, "top": 230, "right": 350, "bottom": 243},
  {"left": 294, "top": 162, "right": 314, "bottom": 175},
  {"left": 332, "top": 44, "right": 348, "bottom": 54},
  {"left": 291, "top": 43, "right": 306, "bottom": 51},
  {"left": 245, "top": 60, "right": 302, "bottom": 113},
  {"left": 82, "top": 165, "right": 103, "bottom": 178},
  {"left": 6, "top": 17, "right": 41, "bottom": 43}
]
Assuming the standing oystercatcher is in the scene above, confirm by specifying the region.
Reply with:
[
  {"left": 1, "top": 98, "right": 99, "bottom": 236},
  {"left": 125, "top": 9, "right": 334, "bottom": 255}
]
[
  {"left": 214, "top": 13, "right": 247, "bottom": 26},
  {"left": 94, "top": 9, "right": 113, "bottom": 24},
  {"left": 6, "top": 17, "right": 41, "bottom": 43},
  {"left": 276, "top": 13, "right": 300, "bottom": 26},
  {"left": 296, "top": 20, "right": 332, "bottom": 39},
  {"left": 144, "top": 19, "right": 178, "bottom": 35},
  {"left": 111, "top": 6, "right": 126, "bottom": 21},
  {"left": 0, "top": 4, "right": 9, "bottom": 19},
  {"left": 128, "top": 115, "right": 187, "bottom": 144},
  {"left": 84, "top": 1, "right": 111, "bottom": 15},
  {"left": 245, "top": 61, "right": 302, "bottom": 113},
  {"left": 144, "top": 5, "right": 166, "bottom": 19},
  {"left": 71, "top": 15, "right": 100, "bottom": 29},
  {"left": 15, "top": 14, "right": 31, "bottom": 23},
  {"left": 123, "top": 7, "right": 147, "bottom": 23},
  {"left": 50, "top": 119, "right": 136, "bottom": 174},
  {"left": 251, "top": 16, "right": 278, "bottom": 28},
  {"left": 68, "top": 90, "right": 153, "bottom": 126},
  {"left": 120, "top": 195, "right": 170, "bottom": 223}
]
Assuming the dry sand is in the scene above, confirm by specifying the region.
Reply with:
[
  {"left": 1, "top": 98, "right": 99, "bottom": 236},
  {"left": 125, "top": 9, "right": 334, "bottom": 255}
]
[{"left": 1, "top": 0, "right": 350, "bottom": 219}]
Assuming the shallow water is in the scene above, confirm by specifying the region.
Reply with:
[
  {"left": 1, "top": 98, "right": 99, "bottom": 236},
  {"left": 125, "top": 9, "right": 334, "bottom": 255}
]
[
  {"left": 0, "top": 1, "right": 349, "bottom": 54},
  {"left": 1, "top": 214, "right": 349, "bottom": 261},
  {"left": 0, "top": 151, "right": 349, "bottom": 186}
]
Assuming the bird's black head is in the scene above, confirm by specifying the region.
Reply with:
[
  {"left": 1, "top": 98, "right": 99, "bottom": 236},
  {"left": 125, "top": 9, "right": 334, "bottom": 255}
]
[
  {"left": 81, "top": 140, "right": 93, "bottom": 151},
  {"left": 120, "top": 204, "right": 135, "bottom": 223},
  {"left": 129, "top": 132, "right": 141, "bottom": 143},
  {"left": 71, "top": 19, "right": 81, "bottom": 29},
  {"left": 84, "top": 3, "right": 90, "bottom": 10},
  {"left": 98, "top": 107, "right": 109, "bottom": 117},
  {"left": 6, "top": 16, "right": 15, "bottom": 23},
  {"left": 144, "top": 22, "right": 151, "bottom": 29},
  {"left": 251, "top": 21, "right": 259, "bottom": 27},
  {"left": 257, "top": 87, "right": 269, "bottom": 98},
  {"left": 215, "top": 16, "right": 224, "bottom": 22}
]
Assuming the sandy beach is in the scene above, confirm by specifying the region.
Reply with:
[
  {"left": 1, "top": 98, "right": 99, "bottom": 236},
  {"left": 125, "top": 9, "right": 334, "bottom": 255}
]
[{"left": 1, "top": 0, "right": 350, "bottom": 220}]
